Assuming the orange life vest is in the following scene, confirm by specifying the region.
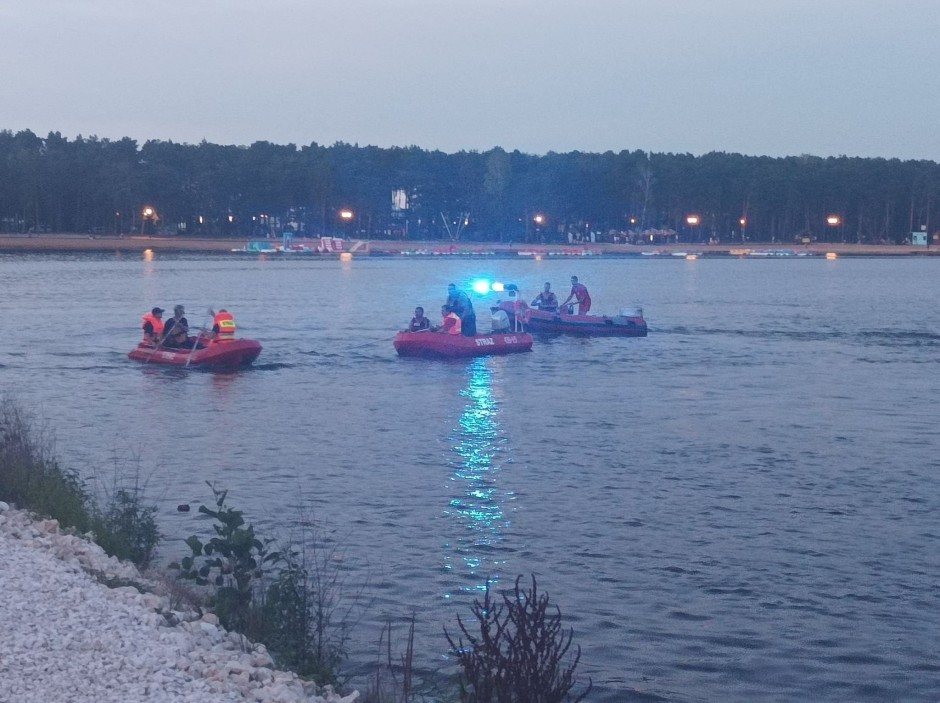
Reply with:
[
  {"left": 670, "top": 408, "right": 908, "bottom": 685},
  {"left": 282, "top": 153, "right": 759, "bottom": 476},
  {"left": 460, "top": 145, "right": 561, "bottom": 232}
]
[
  {"left": 212, "top": 311, "right": 236, "bottom": 342},
  {"left": 443, "top": 312, "right": 462, "bottom": 335},
  {"left": 141, "top": 313, "right": 164, "bottom": 343}
]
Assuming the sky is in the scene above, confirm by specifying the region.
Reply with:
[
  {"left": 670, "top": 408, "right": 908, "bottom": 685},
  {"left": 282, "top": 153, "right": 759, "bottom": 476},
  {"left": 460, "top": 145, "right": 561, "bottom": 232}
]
[{"left": 2, "top": 0, "right": 939, "bottom": 161}]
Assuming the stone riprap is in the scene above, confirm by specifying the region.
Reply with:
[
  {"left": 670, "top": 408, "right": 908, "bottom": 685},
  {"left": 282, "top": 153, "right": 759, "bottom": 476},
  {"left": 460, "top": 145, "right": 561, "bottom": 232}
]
[{"left": 0, "top": 502, "right": 359, "bottom": 703}]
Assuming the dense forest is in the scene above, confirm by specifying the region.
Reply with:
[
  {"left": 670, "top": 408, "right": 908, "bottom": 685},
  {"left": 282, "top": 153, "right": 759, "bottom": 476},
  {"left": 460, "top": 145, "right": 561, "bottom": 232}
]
[{"left": 1, "top": 128, "right": 938, "bottom": 244}]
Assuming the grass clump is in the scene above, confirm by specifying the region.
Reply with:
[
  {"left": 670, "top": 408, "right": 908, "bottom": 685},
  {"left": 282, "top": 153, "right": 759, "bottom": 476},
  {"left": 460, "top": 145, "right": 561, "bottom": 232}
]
[{"left": 0, "top": 397, "right": 160, "bottom": 567}]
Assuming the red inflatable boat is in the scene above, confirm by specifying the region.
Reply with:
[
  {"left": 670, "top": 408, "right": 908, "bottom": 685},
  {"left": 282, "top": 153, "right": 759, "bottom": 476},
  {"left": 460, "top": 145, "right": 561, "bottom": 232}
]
[
  {"left": 128, "top": 338, "right": 263, "bottom": 369},
  {"left": 393, "top": 331, "right": 533, "bottom": 359}
]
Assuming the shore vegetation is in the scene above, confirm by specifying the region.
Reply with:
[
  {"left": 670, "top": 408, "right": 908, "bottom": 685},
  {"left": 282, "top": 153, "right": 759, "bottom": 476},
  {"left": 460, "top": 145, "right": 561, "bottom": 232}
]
[{"left": 0, "top": 395, "right": 592, "bottom": 701}]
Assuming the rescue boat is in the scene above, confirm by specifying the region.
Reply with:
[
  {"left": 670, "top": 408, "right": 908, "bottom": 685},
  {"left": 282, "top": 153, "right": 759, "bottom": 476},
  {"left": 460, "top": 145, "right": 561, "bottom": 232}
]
[
  {"left": 500, "top": 302, "right": 648, "bottom": 337},
  {"left": 393, "top": 330, "right": 533, "bottom": 359},
  {"left": 128, "top": 338, "right": 263, "bottom": 369}
]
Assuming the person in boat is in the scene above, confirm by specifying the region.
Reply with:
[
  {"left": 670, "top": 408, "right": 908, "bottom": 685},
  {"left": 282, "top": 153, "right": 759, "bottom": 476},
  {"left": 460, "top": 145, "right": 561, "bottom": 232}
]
[
  {"left": 560, "top": 276, "right": 592, "bottom": 315},
  {"left": 434, "top": 305, "right": 462, "bottom": 335},
  {"left": 161, "top": 305, "right": 195, "bottom": 348},
  {"left": 141, "top": 307, "right": 165, "bottom": 345},
  {"left": 531, "top": 282, "right": 558, "bottom": 312},
  {"left": 445, "top": 283, "right": 477, "bottom": 336},
  {"left": 490, "top": 304, "right": 511, "bottom": 333},
  {"left": 408, "top": 306, "right": 431, "bottom": 332},
  {"left": 207, "top": 309, "right": 236, "bottom": 343},
  {"left": 507, "top": 289, "right": 530, "bottom": 330}
]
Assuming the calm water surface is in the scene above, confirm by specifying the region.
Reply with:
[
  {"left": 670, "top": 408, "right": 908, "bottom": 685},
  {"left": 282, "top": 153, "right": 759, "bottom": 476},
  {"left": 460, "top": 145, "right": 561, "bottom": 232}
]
[{"left": 2, "top": 252, "right": 939, "bottom": 702}]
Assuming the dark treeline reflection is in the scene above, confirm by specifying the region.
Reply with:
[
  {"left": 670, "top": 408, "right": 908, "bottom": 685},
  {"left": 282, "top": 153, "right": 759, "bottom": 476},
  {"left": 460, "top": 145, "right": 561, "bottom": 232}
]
[{"left": 1, "top": 128, "right": 937, "bottom": 244}]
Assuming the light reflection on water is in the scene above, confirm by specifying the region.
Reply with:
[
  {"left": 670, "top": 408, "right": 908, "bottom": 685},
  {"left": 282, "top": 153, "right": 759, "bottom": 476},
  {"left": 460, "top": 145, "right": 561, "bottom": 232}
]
[{"left": 442, "top": 358, "right": 513, "bottom": 596}]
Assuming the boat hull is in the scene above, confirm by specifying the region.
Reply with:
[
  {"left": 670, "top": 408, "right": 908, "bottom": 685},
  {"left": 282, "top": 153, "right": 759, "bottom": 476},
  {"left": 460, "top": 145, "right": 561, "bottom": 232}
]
[
  {"left": 502, "top": 303, "right": 648, "bottom": 337},
  {"left": 128, "top": 338, "right": 263, "bottom": 369},
  {"left": 393, "top": 331, "right": 533, "bottom": 359}
]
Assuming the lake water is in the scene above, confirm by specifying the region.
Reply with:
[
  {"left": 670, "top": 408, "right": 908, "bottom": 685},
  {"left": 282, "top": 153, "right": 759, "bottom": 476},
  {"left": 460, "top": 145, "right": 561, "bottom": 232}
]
[{"left": 2, "top": 251, "right": 939, "bottom": 702}]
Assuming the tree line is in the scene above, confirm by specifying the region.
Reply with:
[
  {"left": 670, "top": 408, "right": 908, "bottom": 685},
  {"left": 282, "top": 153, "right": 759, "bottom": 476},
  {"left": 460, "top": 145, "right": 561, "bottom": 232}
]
[{"left": 1, "top": 128, "right": 937, "bottom": 244}]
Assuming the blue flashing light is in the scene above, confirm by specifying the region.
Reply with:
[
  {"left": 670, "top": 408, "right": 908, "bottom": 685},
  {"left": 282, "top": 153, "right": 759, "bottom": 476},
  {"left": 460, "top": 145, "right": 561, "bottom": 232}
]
[{"left": 471, "top": 278, "right": 492, "bottom": 295}]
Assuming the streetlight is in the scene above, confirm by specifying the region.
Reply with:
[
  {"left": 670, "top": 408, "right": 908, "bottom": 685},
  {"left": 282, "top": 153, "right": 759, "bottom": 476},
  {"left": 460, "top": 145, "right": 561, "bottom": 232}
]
[
  {"left": 826, "top": 214, "right": 842, "bottom": 242},
  {"left": 739, "top": 217, "right": 747, "bottom": 242},
  {"left": 339, "top": 209, "right": 354, "bottom": 237},
  {"left": 686, "top": 214, "right": 700, "bottom": 243},
  {"left": 533, "top": 214, "right": 545, "bottom": 242},
  {"left": 141, "top": 206, "right": 156, "bottom": 235}
]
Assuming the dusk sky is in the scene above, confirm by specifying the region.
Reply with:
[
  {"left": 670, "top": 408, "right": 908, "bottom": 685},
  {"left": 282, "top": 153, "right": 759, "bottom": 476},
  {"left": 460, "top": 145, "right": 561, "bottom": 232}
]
[{"left": 3, "top": 0, "right": 938, "bottom": 160}]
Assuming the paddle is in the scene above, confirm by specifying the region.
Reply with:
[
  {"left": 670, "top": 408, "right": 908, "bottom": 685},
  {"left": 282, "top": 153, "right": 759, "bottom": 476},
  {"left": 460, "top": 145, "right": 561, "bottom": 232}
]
[
  {"left": 143, "top": 334, "right": 167, "bottom": 363},
  {"left": 184, "top": 309, "right": 214, "bottom": 367}
]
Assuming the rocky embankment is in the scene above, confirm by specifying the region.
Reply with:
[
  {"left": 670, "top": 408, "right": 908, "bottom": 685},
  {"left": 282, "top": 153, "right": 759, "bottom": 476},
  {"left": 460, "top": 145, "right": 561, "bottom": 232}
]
[{"left": 0, "top": 502, "right": 359, "bottom": 703}]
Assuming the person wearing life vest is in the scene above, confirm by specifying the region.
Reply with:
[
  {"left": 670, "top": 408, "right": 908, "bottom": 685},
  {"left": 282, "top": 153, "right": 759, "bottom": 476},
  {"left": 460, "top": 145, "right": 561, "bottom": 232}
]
[
  {"left": 141, "top": 307, "right": 165, "bottom": 345},
  {"left": 435, "top": 304, "right": 462, "bottom": 335},
  {"left": 209, "top": 308, "right": 236, "bottom": 343},
  {"left": 531, "top": 282, "right": 558, "bottom": 312},
  {"left": 408, "top": 306, "right": 431, "bottom": 332}
]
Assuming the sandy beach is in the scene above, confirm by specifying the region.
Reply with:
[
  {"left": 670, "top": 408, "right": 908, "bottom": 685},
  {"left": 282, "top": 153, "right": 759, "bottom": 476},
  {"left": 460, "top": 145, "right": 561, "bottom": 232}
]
[{"left": 0, "top": 233, "right": 937, "bottom": 257}]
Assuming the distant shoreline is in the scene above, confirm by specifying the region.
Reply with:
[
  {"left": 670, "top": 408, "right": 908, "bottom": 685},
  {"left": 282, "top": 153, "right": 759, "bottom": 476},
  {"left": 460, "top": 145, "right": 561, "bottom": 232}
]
[{"left": 0, "top": 234, "right": 937, "bottom": 257}]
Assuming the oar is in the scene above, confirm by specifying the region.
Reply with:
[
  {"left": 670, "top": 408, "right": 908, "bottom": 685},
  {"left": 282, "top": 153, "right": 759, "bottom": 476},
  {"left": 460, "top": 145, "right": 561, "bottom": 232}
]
[
  {"left": 184, "top": 310, "right": 214, "bottom": 367},
  {"left": 143, "top": 322, "right": 170, "bottom": 363},
  {"left": 143, "top": 335, "right": 166, "bottom": 363}
]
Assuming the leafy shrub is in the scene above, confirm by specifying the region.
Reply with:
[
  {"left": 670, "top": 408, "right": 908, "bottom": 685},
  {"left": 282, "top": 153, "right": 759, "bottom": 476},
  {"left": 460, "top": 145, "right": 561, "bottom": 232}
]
[
  {"left": 171, "top": 484, "right": 279, "bottom": 632},
  {"left": 445, "top": 575, "right": 592, "bottom": 703},
  {"left": 171, "top": 486, "right": 360, "bottom": 687}
]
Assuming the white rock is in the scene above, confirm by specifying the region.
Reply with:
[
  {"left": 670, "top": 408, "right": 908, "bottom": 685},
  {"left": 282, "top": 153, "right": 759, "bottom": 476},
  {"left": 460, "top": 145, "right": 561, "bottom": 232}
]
[{"left": 0, "top": 507, "right": 357, "bottom": 703}]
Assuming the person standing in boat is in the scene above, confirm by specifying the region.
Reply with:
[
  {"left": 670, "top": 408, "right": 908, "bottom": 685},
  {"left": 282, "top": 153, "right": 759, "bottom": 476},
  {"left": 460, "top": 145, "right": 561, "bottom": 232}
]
[
  {"left": 560, "top": 276, "right": 592, "bottom": 315},
  {"left": 162, "top": 305, "right": 193, "bottom": 348},
  {"left": 408, "top": 306, "right": 431, "bottom": 332},
  {"left": 531, "top": 282, "right": 558, "bottom": 312},
  {"left": 445, "top": 283, "right": 477, "bottom": 336},
  {"left": 141, "top": 307, "right": 165, "bottom": 345}
]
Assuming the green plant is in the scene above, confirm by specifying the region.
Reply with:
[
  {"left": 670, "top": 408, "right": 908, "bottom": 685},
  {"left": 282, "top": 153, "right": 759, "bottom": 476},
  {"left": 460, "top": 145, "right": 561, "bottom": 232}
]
[
  {"left": 261, "top": 510, "right": 370, "bottom": 686},
  {"left": 171, "top": 486, "right": 377, "bottom": 689},
  {"left": 93, "top": 487, "right": 160, "bottom": 567},
  {"left": 260, "top": 558, "right": 330, "bottom": 680},
  {"left": 170, "top": 484, "right": 279, "bottom": 631},
  {"left": 445, "top": 575, "right": 592, "bottom": 703}
]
